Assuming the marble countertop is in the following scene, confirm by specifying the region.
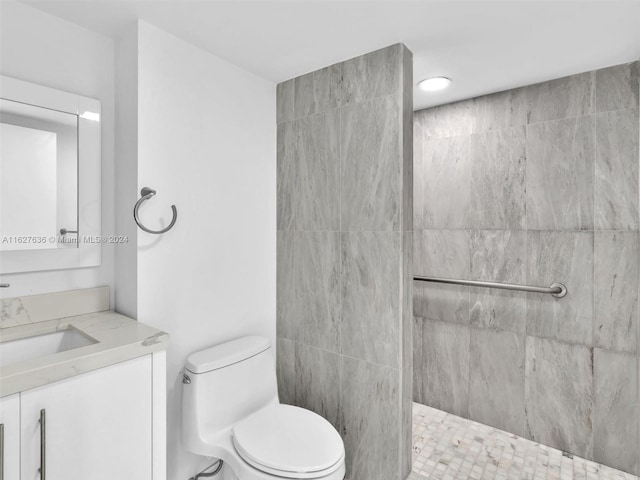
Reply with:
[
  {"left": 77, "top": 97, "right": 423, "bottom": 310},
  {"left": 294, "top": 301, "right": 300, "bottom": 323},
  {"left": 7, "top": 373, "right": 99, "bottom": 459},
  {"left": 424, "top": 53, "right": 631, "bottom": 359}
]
[{"left": 0, "top": 310, "right": 168, "bottom": 397}]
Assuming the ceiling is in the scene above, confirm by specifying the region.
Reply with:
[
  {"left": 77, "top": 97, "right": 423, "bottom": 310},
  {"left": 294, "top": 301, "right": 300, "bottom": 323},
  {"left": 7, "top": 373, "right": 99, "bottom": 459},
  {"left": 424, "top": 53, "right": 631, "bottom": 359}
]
[{"left": 18, "top": 0, "right": 640, "bottom": 110}]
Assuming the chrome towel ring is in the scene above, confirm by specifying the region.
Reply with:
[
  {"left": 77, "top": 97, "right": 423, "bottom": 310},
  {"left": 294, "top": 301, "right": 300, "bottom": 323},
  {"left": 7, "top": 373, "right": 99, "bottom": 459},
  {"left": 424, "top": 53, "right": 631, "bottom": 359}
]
[{"left": 133, "top": 187, "right": 177, "bottom": 234}]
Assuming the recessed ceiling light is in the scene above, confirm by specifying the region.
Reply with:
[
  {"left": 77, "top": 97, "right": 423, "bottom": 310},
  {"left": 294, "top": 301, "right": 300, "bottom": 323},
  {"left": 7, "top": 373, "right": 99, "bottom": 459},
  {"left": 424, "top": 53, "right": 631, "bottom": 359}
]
[{"left": 418, "top": 77, "right": 452, "bottom": 92}]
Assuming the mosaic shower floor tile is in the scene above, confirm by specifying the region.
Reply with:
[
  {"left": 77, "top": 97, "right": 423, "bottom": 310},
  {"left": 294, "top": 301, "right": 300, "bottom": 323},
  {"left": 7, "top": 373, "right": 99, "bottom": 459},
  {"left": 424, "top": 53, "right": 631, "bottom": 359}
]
[{"left": 410, "top": 402, "right": 638, "bottom": 480}]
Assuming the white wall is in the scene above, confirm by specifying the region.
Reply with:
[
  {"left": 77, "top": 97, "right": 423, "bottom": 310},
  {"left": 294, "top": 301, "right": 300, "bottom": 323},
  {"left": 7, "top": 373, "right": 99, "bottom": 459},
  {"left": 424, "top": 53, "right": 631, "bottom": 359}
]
[
  {"left": 135, "top": 22, "right": 276, "bottom": 479},
  {"left": 0, "top": 2, "right": 115, "bottom": 301}
]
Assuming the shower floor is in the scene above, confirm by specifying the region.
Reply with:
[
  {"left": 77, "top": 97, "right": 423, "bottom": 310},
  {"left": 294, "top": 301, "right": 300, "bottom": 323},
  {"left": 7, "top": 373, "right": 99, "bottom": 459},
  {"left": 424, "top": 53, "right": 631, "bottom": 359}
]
[{"left": 409, "top": 402, "right": 638, "bottom": 480}]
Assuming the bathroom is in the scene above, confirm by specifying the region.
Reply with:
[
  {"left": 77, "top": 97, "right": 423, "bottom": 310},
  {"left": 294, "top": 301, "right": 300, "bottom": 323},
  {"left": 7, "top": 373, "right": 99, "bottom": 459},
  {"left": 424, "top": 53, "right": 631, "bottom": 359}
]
[{"left": 0, "top": 1, "right": 638, "bottom": 480}]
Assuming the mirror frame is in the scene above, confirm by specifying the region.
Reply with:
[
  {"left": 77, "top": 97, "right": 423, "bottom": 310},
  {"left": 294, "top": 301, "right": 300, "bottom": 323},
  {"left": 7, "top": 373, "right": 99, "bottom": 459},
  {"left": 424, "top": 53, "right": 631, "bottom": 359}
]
[{"left": 0, "top": 75, "right": 101, "bottom": 274}]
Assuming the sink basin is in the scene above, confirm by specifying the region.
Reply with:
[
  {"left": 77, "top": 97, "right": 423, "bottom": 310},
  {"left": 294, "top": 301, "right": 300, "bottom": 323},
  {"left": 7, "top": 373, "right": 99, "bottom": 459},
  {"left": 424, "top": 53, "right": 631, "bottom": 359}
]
[{"left": 0, "top": 328, "right": 97, "bottom": 367}]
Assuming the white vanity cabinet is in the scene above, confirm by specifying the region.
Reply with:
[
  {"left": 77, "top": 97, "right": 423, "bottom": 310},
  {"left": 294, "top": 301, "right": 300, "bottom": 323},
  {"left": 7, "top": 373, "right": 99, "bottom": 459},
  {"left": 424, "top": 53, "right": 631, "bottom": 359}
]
[
  {"left": 0, "top": 352, "right": 166, "bottom": 480},
  {"left": 20, "top": 355, "right": 153, "bottom": 480},
  {"left": 0, "top": 394, "right": 20, "bottom": 480},
  {"left": 0, "top": 291, "right": 167, "bottom": 480}
]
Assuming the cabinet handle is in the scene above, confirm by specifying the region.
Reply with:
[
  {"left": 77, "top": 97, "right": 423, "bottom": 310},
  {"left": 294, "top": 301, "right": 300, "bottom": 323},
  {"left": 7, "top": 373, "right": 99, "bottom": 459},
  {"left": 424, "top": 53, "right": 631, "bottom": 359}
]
[
  {"left": 1, "top": 423, "right": 4, "bottom": 480},
  {"left": 38, "top": 410, "right": 46, "bottom": 479}
]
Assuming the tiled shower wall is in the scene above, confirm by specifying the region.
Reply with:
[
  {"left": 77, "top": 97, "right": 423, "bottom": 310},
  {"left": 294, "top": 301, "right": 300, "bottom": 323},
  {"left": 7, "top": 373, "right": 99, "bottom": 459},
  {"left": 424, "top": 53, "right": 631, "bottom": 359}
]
[
  {"left": 276, "top": 44, "right": 413, "bottom": 480},
  {"left": 413, "top": 61, "right": 640, "bottom": 475}
]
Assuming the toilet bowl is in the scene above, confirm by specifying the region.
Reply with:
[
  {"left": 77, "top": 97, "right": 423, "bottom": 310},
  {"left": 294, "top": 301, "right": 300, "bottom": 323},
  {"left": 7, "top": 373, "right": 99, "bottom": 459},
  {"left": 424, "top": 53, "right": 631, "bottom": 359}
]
[{"left": 182, "top": 336, "right": 346, "bottom": 480}]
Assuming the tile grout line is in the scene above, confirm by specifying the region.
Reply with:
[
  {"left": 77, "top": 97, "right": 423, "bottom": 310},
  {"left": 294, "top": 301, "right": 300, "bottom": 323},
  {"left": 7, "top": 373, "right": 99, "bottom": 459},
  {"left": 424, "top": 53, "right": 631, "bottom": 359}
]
[
  {"left": 411, "top": 401, "right": 638, "bottom": 479},
  {"left": 592, "top": 73, "right": 598, "bottom": 461}
]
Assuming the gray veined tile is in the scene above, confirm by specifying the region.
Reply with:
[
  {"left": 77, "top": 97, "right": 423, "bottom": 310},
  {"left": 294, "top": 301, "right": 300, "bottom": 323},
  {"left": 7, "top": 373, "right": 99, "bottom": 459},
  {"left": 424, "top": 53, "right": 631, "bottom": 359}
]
[
  {"left": 276, "top": 122, "right": 296, "bottom": 230},
  {"left": 526, "top": 71, "right": 595, "bottom": 124},
  {"left": 421, "top": 319, "right": 470, "bottom": 417},
  {"left": 340, "top": 95, "right": 402, "bottom": 231},
  {"left": 413, "top": 116, "right": 425, "bottom": 230},
  {"left": 402, "top": 139, "right": 413, "bottom": 233},
  {"left": 525, "top": 115, "right": 595, "bottom": 230},
  {"left": 414, "top": 230, "right": 470, "bottom": 325},
  {"left": 401, "top": 51, "right": 413, "bottom": 234},
  {"left": 469, "top": 127, "right": 526, "bottom": 229},
  {"left": 401, "top": 231, "right": 413, "bottom": 369},
  {"left": 593, "top": 349, "right": 639, "bottom": 475},
  {"left": 293, "top": 64, "right": 344, "bottom": 119},
  {"left": 525, "top": 337, "right": 594, "bottom": 459},
  {"left": 294, "top": 231, "right": 341, "bottom": 354},
  {"left": 526, "top": 231, "right": 594, "bottom": 345},
  {"left": 470, "top": 287, "right": 527, "bottom": 335},
  {"left": 417, "top": 99, "right": 475, "bottom": 140},
  {"left": 596, "top": 61, "right": 640, "bottom": 113},
  {"left": 277, "top": 112, "right": 340, "bottom": 231},
  {"left": 294, "top": 343, "right": 342, "bottom": 430},
  {"left": 341, "top": 231, "right": 401, "bottom": 368},
  {"left": 413, "top": 108, "right": 428, "bottom": 141},
  {"left": 340, "top": 356, "right": 400, "bottom": 480},
  {"left": 412, "top": 230, "right": 428, "bottom": 327},
  {"left": 416, "top": 229, "right": 470, "bottom": 278},
  {"left": 276, "top": 79, "right": 294, "bottom": 124},
  {"left": 276, "top": 230, "right": 296, "bottom": 340},
  {"left": 342, "top": 44, "right": 402, "bottom": 106},
  {"left": 412, "top": 230, "right": 422, "bottom": 276},
  {"left": 595, "top": 107, "right": 639, "bottom": 230},
  {"left": 401, "top": 46, "right": 413, "bottom": 110},
  {"left": 412, "top": 230, "right": 422, "bottom": 317},
  {"left": 594, "top": 231, "right": 639, "bottom": 353},
  {"left": 472, "top": 87, "right": 528, "bottom": 134},
  {"left": 412, "top": 316, "right": 424, "bottom": 404},
  {"left": 469, "top": 329, "right": 526, "bottom": 437},
  {"left": 276, "top": 337, "right": 296, "bottom": 405},
  {"left": 422, "top": 135, "right": 471, "bottom": 229},
  {"left": 294, "top": 110, "right": 341, "bottom": 231},
  {"left": 470, "top": 230, "right": 527, "bottom": 334},
  {"left": 414, "top": 282, "right": 470, "bottom": 326}
]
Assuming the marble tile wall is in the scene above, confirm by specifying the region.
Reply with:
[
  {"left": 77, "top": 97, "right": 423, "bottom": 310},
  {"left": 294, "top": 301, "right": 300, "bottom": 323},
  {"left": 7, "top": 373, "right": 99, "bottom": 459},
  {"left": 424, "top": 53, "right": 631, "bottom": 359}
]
[
  {"left": 276, "top": 44, "right": 413, "bottom": 480},
  {"left": 413, "top": 60, "right": 640, "bottom": 476}
]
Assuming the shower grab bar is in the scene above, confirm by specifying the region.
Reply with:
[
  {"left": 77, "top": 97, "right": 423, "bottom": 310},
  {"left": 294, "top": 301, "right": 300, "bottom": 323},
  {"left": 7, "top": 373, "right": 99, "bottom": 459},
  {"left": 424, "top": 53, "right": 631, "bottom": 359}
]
[{"left": 413, "top": 275, "right": 567, "bottom": 298}]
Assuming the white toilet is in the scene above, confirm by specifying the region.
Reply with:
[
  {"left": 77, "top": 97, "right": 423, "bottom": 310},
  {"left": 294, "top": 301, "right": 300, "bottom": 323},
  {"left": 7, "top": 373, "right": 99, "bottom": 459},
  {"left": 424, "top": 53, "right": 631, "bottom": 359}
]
[{"left": 182, "top": 336, "right": 346, "bottom": 480}]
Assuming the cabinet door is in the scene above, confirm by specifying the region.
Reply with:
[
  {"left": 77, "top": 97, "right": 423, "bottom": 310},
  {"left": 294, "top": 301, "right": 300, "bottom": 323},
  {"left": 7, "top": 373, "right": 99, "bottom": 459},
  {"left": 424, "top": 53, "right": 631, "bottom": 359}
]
[
  {"left": 20, "top": 356, "right": 152, "bottom": 480},
  {"left": 0, "top": 394, "right": 20, "bottom": 480}
]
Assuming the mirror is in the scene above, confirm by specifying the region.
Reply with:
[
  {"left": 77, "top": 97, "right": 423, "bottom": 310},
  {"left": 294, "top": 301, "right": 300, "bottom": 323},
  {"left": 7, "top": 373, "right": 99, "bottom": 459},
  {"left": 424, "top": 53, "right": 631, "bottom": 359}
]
[
  {"left": 0, "top": 76, "right": 101, "bottom": 274},
  {"left": 0, "top": 99, "right": 79, "bottom": 251}
]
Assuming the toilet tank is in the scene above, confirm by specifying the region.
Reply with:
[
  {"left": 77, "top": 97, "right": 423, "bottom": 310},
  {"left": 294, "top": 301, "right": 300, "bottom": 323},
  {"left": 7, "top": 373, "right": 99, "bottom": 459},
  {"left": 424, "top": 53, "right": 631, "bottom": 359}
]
[{"left": 182, "top": 336, "right": 278, "bottom": 454}]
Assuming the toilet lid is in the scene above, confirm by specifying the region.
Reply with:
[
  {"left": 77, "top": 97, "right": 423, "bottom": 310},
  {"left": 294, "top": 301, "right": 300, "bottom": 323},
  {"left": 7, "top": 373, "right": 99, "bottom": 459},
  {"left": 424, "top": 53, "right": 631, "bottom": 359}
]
[{"left": 232, "top": 404, "right": 344, "bottom": 477}]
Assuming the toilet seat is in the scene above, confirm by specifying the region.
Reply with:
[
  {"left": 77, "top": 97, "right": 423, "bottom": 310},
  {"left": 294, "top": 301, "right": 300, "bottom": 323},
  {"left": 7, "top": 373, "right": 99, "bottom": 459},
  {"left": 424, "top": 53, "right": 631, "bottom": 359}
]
[{"left": 232, "top": 404, "right": 345, "bottom": 479}]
